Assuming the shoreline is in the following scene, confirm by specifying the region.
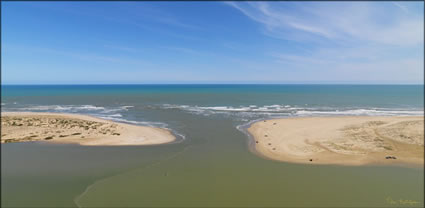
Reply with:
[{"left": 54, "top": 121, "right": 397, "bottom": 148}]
[
  {"left": 245, "top": 116, "right": 424, "bottom": 167},
  {"left": 1, "top": 112, "right": 177, "bottom": 146}
]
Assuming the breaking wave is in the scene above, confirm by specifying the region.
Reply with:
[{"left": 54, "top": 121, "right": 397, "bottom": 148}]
[
  {"left": 96, "top": 116, "right": 168, "bottom": 128},
  {"left": 160, "top": 104, "right": 423, "bottom": 117},
  {"left": 2, "top": 104, "right": 133, "bottom": 113},
  {"left": 0, "top": 104, "right": 179, "bottom": 134}
]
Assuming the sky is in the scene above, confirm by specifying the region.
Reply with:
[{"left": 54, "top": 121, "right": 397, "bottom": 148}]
[{"left": 2, "top": 1, "right": 424, "bottom": 84}]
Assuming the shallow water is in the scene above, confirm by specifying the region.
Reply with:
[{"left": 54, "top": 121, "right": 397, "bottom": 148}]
[{"left": 1, "top": 85, "right": 424, "bottom": 207}]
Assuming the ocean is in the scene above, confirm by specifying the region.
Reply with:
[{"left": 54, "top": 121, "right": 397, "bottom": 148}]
[{"left": 1, "top": 84, "right": 424, "bottom": 207}]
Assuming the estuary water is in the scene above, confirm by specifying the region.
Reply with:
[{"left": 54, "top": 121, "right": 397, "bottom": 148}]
[{"left": 1, "top": 85, "right": 424, "bottom": 207}]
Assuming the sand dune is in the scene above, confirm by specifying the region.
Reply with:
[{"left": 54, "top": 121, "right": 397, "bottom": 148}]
[
  {"left": 248, "top": 116, "right": 424, "bottom": 166},
  {"left": 1, "top": 112, "right": 176, "bottom": 146}
]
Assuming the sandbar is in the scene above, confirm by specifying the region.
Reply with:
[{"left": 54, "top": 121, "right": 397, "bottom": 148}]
[
  {"left": 1, "top": 112, "right": 176, "bottom": 146},
  {"left": 247, "top": 116, "right": 424, "bottom": 166}
]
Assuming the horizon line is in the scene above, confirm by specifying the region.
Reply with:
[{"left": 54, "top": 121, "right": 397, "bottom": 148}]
[{"left": 1, "top": 83, "right": 424, "bottom": 86}]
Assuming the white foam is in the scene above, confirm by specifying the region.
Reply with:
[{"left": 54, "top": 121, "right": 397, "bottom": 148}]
[
  {"left": 98, "top": 114, "right": 186, "bottom": 142},
  {"left": 3, "top": 104, "right": 142, "bottom": 122},
  {"left": 98, "top": 116, "right": 167, "bottom": 128},
  {"left": 295, "top": 109, "right": 424, "bottom": 116},
  {"left": 159, "top": 104, "right": 424, "bottom": 117},
  {"left": 199, "top": 106, "right": 252, "bottom": 112},
  {"left": 17, "top": 105, "right": 105, "bottom": 111},
  {"left": 102, "top": 106, "right": 134, "bottom": 113},
  {"left": 161, "top": 104, "right": 296, "bottom": 114},
  {"left": 121, "top": 106, "right": 134, "bottom": 109}
]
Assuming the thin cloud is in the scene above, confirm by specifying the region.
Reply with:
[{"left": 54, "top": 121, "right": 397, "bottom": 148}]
[
  {"left": 227, "top": 2, "right": 423, "bottom": 46},
  {"left": 392, "top": 2, "right": 409, "bottom": 13},
  {"left": 224, "top": 1, "right": 424, "bottom": 84},
  {"left": 226, "top": 2, "right": 335, "bottom": 41},
  {"left": 272, "top": 44, "right": 423, "bottom": 82}
]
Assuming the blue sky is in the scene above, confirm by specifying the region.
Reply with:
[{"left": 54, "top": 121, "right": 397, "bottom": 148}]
[{"left": 2, "top": 1, "right": 424, "bottom": 84}]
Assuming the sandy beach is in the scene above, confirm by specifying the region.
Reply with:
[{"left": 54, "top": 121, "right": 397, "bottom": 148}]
[
  {"left": 248, "top": 116, "right": 424, "bottom": 166},
  {"left": 1, "top": 112, "right": 176, "bottom": 146}
]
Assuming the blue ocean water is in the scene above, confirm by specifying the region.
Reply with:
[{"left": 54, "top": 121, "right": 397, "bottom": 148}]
[{"left": 2, "top": 85, "right": 423, "bottom": 124}]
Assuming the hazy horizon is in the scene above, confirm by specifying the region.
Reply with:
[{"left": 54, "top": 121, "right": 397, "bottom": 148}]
[{"left": 2, "top": 81, "right": 424, "bottom": 85}]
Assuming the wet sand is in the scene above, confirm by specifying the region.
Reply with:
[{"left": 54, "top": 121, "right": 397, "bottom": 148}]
[
  {"left": 1, "top": 112, "right": 176, "bottom": 146},
  {"left": 248, "top": 116, "right": 424, "bottom": 166}
]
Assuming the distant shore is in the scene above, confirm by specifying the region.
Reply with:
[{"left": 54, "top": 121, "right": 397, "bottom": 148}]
[
  {"left": 1, "top": 112, "right": 176, "bottom": 146},
  {"left": 247, "top": 116, "right": 424, "bottom": 167}
]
